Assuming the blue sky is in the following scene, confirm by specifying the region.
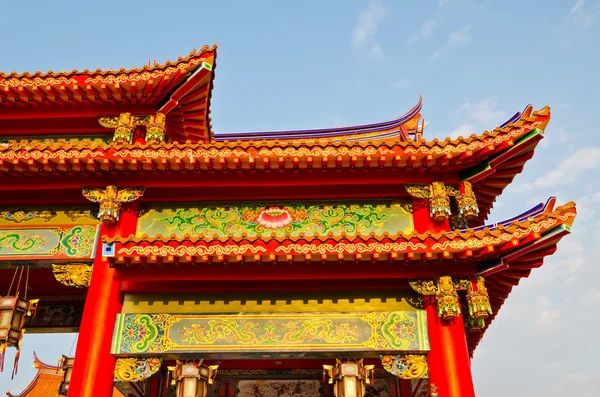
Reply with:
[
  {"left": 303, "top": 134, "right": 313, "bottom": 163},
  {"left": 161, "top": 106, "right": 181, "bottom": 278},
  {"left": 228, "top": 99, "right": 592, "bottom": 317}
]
[{"left": 1, "top": 0, "right": 600, "bottom": 395}]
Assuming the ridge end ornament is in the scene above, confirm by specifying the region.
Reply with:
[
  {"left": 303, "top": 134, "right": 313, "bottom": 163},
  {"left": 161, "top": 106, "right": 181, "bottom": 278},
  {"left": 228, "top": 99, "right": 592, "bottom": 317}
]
[
  {"left": 82, "top": 185, "right": 145, "bottom": 224},
  {"left": 51, "top": 263, "right": 92, "bottom": 288}
]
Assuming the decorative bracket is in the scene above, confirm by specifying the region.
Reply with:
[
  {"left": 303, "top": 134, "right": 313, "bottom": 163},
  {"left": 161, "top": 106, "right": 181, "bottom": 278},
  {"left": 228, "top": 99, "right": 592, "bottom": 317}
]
[
  {"left": 99, "top": 112, "right": 166, "bottom": 144},
  {"left": 381, "top": 354, "right": 428, "bottom": 379},
  {"left": 405, "top": 181, "right": 479, "bottom": 223},
  {"left": 114, "top": 357, "right": 162, "bottom": 382},
  {"left": 466, "top": 276, "right": 492, "bottom": 320},
  {"left": 409, "top": 276, "right": 460, "bottom": 319},
  {"left": 51, "top": 263, "right": 92, "bottom": 288},
  {"left": 82, "top": 185, "right": 145, "bottom": 224},
  {"left": 456, "top": 181, "right": 479, "bottom": 219},
  {"left": 410, "top": 276, "right": 492, "bottom": 322},
  {"left": 404, "top": 182, "right": 451, "bottom": 221}
]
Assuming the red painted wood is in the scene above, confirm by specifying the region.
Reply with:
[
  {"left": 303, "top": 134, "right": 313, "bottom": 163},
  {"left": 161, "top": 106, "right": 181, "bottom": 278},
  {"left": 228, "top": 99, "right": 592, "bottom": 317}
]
[
  {"left": 67, "top": 204, "right": 138, "bottom": 397},
  {"left": 411, "top": 198, "right": 450, "bottom": 233},
  {"left": 424, "top": 297, "right": 475, "bottom": 397}
]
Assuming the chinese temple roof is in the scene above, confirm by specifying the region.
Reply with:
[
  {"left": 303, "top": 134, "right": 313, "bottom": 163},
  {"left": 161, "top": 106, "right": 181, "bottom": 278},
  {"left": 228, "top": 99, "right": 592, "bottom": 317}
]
[
  {"left": 0, "top": 45, "right": 217, "bottom": 142},
  {"left": 5, "top": 354, "right": 124, "bottom": 397},
  {"left": 0, "top": 103, "right": 550, "bottom": 224}
]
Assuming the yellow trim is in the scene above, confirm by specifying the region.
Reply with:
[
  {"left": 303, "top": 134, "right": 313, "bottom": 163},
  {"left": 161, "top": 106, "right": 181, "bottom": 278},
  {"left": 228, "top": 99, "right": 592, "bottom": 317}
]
[{"left": 122, "top": 291, "right": 421, "bottom": 314}]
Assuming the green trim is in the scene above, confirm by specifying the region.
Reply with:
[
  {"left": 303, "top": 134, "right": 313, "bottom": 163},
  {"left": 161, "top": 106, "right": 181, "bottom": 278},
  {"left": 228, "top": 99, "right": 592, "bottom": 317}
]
[{"left": 459, "top": 129, "right": 543, "bottom": 181}]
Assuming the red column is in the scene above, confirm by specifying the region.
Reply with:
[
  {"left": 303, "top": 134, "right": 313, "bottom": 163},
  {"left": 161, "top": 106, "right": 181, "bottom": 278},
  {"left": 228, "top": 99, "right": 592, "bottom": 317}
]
[
  {"left": 412, "top": 198, "right": 450, "bottom": 233},
  {"left": 68, "top": 204, "right": 139, "bottom": 397},
  {"left": 424, "top": 297, "right": 475, "bottom": 397}
]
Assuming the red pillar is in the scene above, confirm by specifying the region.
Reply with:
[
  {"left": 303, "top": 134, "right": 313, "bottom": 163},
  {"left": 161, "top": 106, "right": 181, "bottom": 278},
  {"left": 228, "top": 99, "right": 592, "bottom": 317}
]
[
  {"left": 424, "top": 297, "right": 475, "bottom": 397},
  {"left": 412, "top": 198, "right": 450, "bottom": 233},
  {"left": 68, "top": 204, "right": 139, "bottom": 397}
]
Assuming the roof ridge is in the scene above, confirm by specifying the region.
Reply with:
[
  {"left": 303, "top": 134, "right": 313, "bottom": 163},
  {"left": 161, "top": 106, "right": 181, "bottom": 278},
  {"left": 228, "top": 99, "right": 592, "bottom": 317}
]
[{"left": 0, "top": 45, "right": 217, "bottom": 80}]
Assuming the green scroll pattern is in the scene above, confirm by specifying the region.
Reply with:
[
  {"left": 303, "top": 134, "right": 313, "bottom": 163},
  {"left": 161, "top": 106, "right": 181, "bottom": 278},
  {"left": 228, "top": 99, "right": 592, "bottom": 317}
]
[
  {"left": 0, "top": 225, "right": 98, "bottom": 258},
  {"left": 111, "top": 311, "right": 429, "bottom": 355},
  {"left": 138, "top": 201, "right": 413, "bottom": 238}
]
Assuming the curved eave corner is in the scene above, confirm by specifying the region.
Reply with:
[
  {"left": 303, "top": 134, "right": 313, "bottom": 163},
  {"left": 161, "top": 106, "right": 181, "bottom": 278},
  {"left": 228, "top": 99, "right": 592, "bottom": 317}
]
[
  {"left": 460, "top": 105, "right": 551, "bottom": 224},
  {"left": 466, "top": 197, "right": 576, "bottom": 355}
]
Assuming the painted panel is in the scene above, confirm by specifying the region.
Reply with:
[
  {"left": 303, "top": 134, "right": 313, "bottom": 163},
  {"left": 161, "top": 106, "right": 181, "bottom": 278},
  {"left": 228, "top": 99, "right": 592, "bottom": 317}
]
[
  {"left": 0, "top": 225, "right": 99, "bottom": 259},
  {"left": 137, "top": 200, "right": 413, "bottom": 239},
  {"left": 111, "top": 311, "right": 429, "bottom": 355}
]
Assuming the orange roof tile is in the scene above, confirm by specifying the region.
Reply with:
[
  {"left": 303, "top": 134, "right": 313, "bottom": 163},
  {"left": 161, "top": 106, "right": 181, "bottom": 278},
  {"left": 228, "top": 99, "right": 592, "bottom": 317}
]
[{"left": 6, "top": 354, "right": 124, "bottom": 397}]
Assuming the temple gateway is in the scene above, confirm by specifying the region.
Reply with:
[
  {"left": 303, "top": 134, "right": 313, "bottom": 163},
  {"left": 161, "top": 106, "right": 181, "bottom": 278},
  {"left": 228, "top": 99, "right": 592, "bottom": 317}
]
[{"left": 1, "top": 45, "right": 575, "bottom": 397}]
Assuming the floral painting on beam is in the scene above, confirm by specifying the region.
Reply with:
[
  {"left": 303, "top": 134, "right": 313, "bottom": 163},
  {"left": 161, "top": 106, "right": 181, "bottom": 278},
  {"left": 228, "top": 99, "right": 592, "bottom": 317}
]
[{"left": 137, "top": 200, "right": 413, "bottom": 238}]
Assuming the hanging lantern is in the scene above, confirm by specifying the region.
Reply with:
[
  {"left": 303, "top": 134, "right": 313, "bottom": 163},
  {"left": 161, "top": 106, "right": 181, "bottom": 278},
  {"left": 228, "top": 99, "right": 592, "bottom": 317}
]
[
  {"left": 168, "top": 360, "right": 218, "bottom": 397},
  {"left": 456, "top": 181, "right": 479, "bottom": 220},
  {"left": 145, "top": 112, "right": 167, "bottom": 144},
  {"left": 466, "top": 276, "right": 492, "bottom": 320},
  {"left": 0, "top": 266, "right": 38, "bottom": 377},
  {"left": 323, "top": 359, "right": 375, "bottom": 397},
  {"left": 428, "top": 182, "right": 451, "bottom": 221},
  {"left": 58, "top": 355, "right": 75, "bottom": 396}
]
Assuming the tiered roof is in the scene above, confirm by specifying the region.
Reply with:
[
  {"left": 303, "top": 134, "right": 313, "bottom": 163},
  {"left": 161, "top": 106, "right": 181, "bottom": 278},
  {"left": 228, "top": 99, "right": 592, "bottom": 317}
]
[
  {"left": 0, "top": 101, "right": 549, "bottom": 224},
  {"left": 1, "top": 48, "right": 573, "bottom": 356},
  {"left": 0, "top": 45, "right": 216, "bottom": 142}
]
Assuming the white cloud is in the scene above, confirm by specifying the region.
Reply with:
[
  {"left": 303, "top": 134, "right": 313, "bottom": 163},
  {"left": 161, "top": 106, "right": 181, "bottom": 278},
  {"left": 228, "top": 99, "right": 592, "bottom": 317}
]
[
  {"left": 432, "top": 98, "right": 506, "bottom": 140},
  {"left": 459, "top": 97, "right": 506, "bottom": 125},
  {"left": 439, "top": 0, "right": 450, "bottom": 7},
  {"left": 448, "top": 123, "right": 473, "bottom": 139},
  {"left": 421, "top": 19, "right": 437, "bottom": 38},
  {"left": 429, "top": 25, "right": 472, "bottom": 60},
  {"left": 393, "top": 78, "right": 411, "bottom": 89},
  {"left": 352, "top": 0, "right": 387, "bottom": 59},
  {"left": 448, "top": 25, "right": 472, "bottom": 46},
  {"left": 407, "top": 16, "right": 441, "bottom": 45},
  {"left": 516, "top": 147, "right": 600, "bottom": 192},
  {"left": 571, "top": 0, "right": 585, "bottom": 15}
]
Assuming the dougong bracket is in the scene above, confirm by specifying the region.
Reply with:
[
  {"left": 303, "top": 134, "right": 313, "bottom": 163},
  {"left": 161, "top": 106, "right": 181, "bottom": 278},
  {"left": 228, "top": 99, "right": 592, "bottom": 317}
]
[
  {"left": 409, "top": 275, "right": 461, "bottom": 320},
  {"left": 99, "top": 112, "right": 167, "bottom": 144},
  {"left": 404, "top": 182, "right": 451, "bottom": 221}
]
